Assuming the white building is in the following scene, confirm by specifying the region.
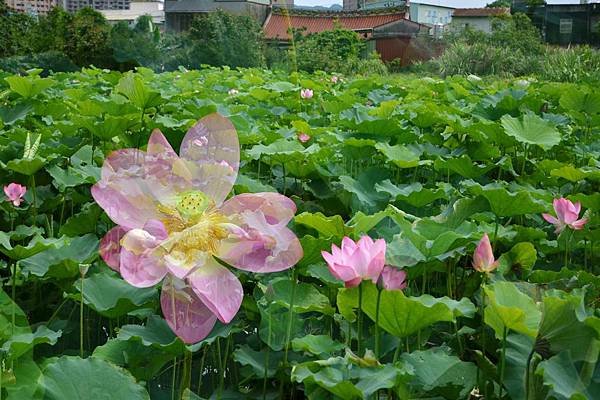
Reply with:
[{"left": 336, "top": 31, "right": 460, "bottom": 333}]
[
  {"left": 409, "top": 1, "right": 454, "bottom": 26},
  {"left": 451, "top": 8, "right": 510, "bottom": 33},
  {"left": 100, "top": 1, "right": 165, "bottom": 27}
]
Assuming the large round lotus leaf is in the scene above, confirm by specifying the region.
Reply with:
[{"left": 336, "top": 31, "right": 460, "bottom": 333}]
[
  {"left": 500, "top": 112, "right": 561, "bottom": 149},
  {"left": 39, "top": 356, "right": 150, "bottom": 400}
]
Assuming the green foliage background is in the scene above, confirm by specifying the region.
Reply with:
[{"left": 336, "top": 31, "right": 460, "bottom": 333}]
[{"left": 0, "top": 66, "right": 599, "bottom": 399}]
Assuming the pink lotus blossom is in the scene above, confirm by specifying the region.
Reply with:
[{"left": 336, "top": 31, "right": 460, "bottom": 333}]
[
  {"left": 472, "top": 233, "right": 498, "bottom": 273},
  {"left": 331, "top": 76, "right": 339, "bottom": 84},
  {"left": 543, "top": 198, "right": 588, "bottom": 234},
  {"left": 378, "top": 265, "right": 407, "bottom": 291},
  {"left": 228, "top": 89, "right": 239, "bottom": 96},
  {"left": 92, "top": 113, "right": 303, "bottom": 343},
  {"left": 300, "top": 89, "right": 313, "bottom": 99},
  {"left": 3, "top": 183, "right": 26, "bottom": 206},
  {"left": 321, "top": 236, "right": 386, "bottom": 288},
  {"left": 297, "top": 132, "right": 311, "bottom": 143}
]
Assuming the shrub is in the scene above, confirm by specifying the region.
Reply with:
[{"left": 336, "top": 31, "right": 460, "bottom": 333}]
[
  {"left": 188, "top": 9, "right": 265, "bottom": 68},
  {"left": 438, "top": 13, "right": 544, "bottom": 77},
  {"left": 0, "top": 51, "right": 77, "bottom": 74},
  {"left": 346, "top": 51, "right": 388, "bottom": 76},
  {"left": 540, "top": 45, "right": 600, "bottom": 82}
]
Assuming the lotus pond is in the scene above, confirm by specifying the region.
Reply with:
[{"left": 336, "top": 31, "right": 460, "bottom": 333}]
[{"left": 0, "top": 67, "right": 599, "bottom": 400}]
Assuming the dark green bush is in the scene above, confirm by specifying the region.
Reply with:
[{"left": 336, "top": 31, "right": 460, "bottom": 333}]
[
  {"left": 294, "top": 27, "right": 365, "bottom": 73},
  {"left": 109, "top": 17, "right": 161, "bottom": 70},
  {"left": 0, "top": 51, "right": 77, "bottom": 75}
]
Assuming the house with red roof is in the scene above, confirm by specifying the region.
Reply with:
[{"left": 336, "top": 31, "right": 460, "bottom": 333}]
[{"left": 263, "top": 7, "right": 426, "bottom": 65}]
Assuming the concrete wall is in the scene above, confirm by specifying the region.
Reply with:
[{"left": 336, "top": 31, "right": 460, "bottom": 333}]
[
  {"left": 410, "top": 3, "right": 453, "bottom": 25},
  {"left": 451, "top": 16, "right": 492, "bottom": 33}
]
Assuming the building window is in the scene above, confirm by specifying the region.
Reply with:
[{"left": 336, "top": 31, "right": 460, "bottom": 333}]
[{"left": 559, "top": 19, "right": 573, "bottom": 34}]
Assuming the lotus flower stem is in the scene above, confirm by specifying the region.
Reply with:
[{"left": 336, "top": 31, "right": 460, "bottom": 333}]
[
  {"left": 454, "top": 321, "right": 463, "bottom": 357},
  {"left": 392, "top": 340, "right": 402, "bottom": 363},
  {"left": 479, "top": 277, "right": 487, "bottom": 394},
  {"left": 524, "top": 348, "right": 535, "bottom": 400},
  {"left": 217, "top": 338, "right": 224, "bottom": 399},
  {"left": 521, "top": 144, "right": 529, "bottom": 176},
  {"left": 262, "top": 325, "right": 271, "bottom": 400},
  {"left": 357, "top": 282, "right": 364, "bottom": 356},
  {"left": 170, "top": 357, "right": 177, "bottom": 400},
  {"left": 196, "top": 347, "right": 207, "bottom": 395},
  {"left": 262, "top": 296, "right": 273, "bottom": 400},
  {"left": 375, "top": 287, "right": 382, "bottom": 358},
  {"left": 499, "top": 327, "right": 507, "bottom": 397},
  {"left": 11, "top": 262, "right": 17, "bottom": 335},
  {"left": 180, "top": 349, "right": 192, "bottom": 399},
  {"left": 584, "top": 238, "right": 588, "bottom": 272},
  {"left": 493, "top": 217, "right": 500, "bottom": 251},
  {"left": 29, "top": 175, "right": 37, "bottom": 222},
  {"left": 283, "top": 270, "right": 297, "bottom": 366},
  {"left": 282, "top": 163, "right": 287, "bottom": 196},
  {"left": 564, "top": 230, "right": 574, "bottom": 269},
  {"left": 79, "top": 270, "right": 84, "bottom": 358}
]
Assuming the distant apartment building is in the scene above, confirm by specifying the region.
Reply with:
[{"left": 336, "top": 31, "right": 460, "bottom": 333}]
[
  {"left": 7, "top": 0, "right": 58, "bottom": 15},
  {"left": 60, "top": 0, "right": 130, "bottom": 12}
]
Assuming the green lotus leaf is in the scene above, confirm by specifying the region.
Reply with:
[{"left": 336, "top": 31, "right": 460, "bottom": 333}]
[
  {"left": 501, "top": 112, "right": 561, "bottom": 149},
  {"left": 38, "top": 356, "right": 150, "bottom": 400}
]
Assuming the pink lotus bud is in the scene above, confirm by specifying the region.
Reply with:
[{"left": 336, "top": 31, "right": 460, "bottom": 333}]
[
  {"left": 378, "top": 265, "right": 407, "bottom": 291},
  {"left": 300, "top": 89, "right": 313, "bottom": 99},
  {"left": 3, "top": 183, "right": 26, "bottom": 207},
  {"left": 298, "top": 132, "right": 311, "bottom": 143},
  {"left": 331, "top": 76, "right": 339, "bottom": 84},
  {"left": 472, "top": 233, "right": 498, "bottom": 273}
]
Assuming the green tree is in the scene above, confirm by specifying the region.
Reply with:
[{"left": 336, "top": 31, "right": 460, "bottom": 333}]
[
  {"left": 109, "top": 17, "right": 160, "bottom": 70},
  {"left": 486, "top": 0, "right": 511, "bottom": 7},
  {"left": 31, "top": 7, "right": 73, "bottom": 54},
  {"left": 0, "top": 0, "right": 37, "bottom": 57},
  {"left": 64, "top": 7, "right": 112, "bottom": 67},
  {"left": 294, "top": 27, "right": 365, "bottom": 73},
  {"left": 187, "top": 9, "right": 265, "bottom": 68}
]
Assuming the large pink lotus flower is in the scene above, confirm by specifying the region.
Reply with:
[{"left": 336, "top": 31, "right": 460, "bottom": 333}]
[
  {"left": 378, "top": 265, "right": 407, "bottom": 291},
  {"left": 543, "top": 198, "right": 588, "bottom": 234},
  {"left": 92, "top": 113, "right": 303, "bottom": 343},
  {"left": 321, "top": 236, "right": 386, "bottom": 288},
  {"left": 472, "top": 233, "right": 498, "bottom": 273},
  {"left": 3, "top": 183, "right": 26, "bottom": 206}
]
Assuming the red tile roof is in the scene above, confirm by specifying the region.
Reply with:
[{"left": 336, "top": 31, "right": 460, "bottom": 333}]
[
  {"left": 264, "top": 11, "right": 408, "bottom": 40},
  {"left": 452, "top": 7, "right": 510, "bottom": 17}
]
